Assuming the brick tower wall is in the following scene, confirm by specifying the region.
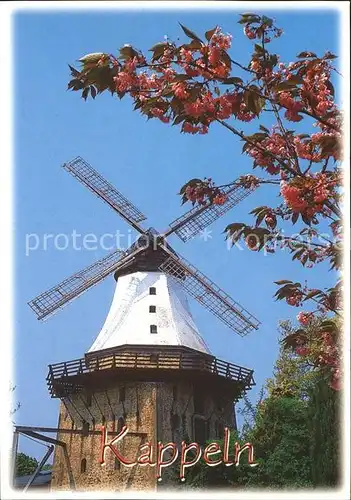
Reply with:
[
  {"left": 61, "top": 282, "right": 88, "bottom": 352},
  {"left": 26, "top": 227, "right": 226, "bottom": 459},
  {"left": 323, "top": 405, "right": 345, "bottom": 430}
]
[{"left": 51, "top": 380, "right": 236, "bottom": 492}]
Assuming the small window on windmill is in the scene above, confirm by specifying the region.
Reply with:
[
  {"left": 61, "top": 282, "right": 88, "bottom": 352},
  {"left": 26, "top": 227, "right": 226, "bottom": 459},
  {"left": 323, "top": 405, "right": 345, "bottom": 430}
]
[
  {"left": 119, "top": 386, "right": 125, "bottom": 403},
  {"left": 149, "top": 305, "right": 156, "bottom": 313},
  {"left": 86, "top": 393, "right": 92, "bottom": 407},
  {"left": 149, "top": 287, "right": 156, "bottom": 295},
  {"left": 102, "top": 415, "right": 106, "bottom": 426},
  {"left": 80, "top": 458, "right": 87, "bottom": 473},
  {"left": 150, "top": 324, "right": 157, "bottom": 334}
]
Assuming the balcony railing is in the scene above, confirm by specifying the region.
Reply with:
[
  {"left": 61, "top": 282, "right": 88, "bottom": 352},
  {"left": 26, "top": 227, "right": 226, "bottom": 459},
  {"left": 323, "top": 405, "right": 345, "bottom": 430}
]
[{"left": 47, "top": 347, "right": 255, "bottom": 398}]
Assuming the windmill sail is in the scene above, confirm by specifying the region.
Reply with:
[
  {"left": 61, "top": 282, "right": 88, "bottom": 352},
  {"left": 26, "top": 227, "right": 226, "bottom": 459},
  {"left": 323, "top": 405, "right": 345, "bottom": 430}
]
[
  {"left": 28, "top": 157, "right": 261, "bottom": 334},
  {"left": 166, "top": 182, "right": 257, "bottom": 242},
  {"left": 158, "top": 245, "right": 260, "bottom": 336},
  {"left": 28, "top": 246, "right": 143, "bottom": 320},
  {"left": 63, "top": 157, "right": 146, "bottom": 233}
]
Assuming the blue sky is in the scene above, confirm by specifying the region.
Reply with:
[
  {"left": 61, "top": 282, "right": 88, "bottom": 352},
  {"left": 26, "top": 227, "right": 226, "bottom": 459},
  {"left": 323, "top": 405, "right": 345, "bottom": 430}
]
[{"left": 14, "top": 6, "right": 339, "bottom": 458}]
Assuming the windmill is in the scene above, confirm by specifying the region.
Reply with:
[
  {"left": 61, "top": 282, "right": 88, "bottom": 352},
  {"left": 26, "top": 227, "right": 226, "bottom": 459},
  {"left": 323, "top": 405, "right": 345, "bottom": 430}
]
[
  {"left": 26, "top": 156, "right": 261, "bottom": 491},
  {"left": 28, "top": 156, "right": 260, "bottom": 337}
]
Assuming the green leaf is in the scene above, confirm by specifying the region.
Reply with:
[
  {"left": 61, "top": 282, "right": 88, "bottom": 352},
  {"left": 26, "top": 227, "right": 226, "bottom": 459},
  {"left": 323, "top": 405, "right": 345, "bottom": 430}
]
[
  {"left": 292, "top": 212, "right": 299, "bottom": 225},
  {"left": 221, "top": 50, "right": 232, "bottom": 69},
  {"left": 78, "top": 52, "right": 105, "bottom": 64},
  {"left": 173, "top": 115, "right": 187, "bottom": 126},
  {"left": 238, "top": 18, "right": 256, "bottom": 24},
  {"left": 303, "top": 290, "right": 322, "bottom": 301},
  {"left": 242, "top": 142, "right": 250, "bottom": 154},
  {"left": 188, "top": 86, "right": 203, "bottom": 100},
  {"left": 256, "top": 211, "right": 267, "bottom": 227},
  {"left": 82, "top": 87, "right": 90, "bottom": 101},
  {"left": 292, "top": 248, "right": 305, "bottom": 261},
  {"left": 184, "top": 39, "right": 203, "bottom": 50},
  {"left": 222, "top": 77, "right": 244, "bottom": 85},
  {"left": 325, "top": 80, "right": 335, "bottom": 97},
  {"left": 254, "top": 44, "right": 266, "bottom": 55},
  {"left": 281, "top": 331, "right": 307, "bottom": 348},
  {"left": 134, "top": 101, "right": 143, "bottom": 111},
  {"left": 170, "top": 97, "right": 182, "bottom": 114},
  {"left": 274, "top": 280, "right": 294, "bottom": 285},
  {"left": 238, "top": 13, "right": 261, "bottom": 25},
  {"left": 246, "top": 132, "right": 268, "bottom": 142},
  {"left": 244, "top": 87, "right": 265, "bottom": 116},
  {"left": 252, "top": 95, "right": 266, "bottom": 115},
  {"left": 119, "top": 45, "right": 138, "bottom": 60},
  {"left": 241, "top": 12, "right": 259, "bottom": 17},
  {"left": 259, "top": 124, "right": 270, "bottom": 133},
  {"left": 149, "top": 42, "right": 168, "bottom": 52},
  {"left": 324, "top": 51, "right": 338, "bottom": 60},
  {"left": 225, "top": 222, "right": 246, "bottom": 232},
  {"left": 275, "top": 76, "right": 304, "bottom": 93},
  {"left": 90, "top": 86, "right": 97, "bottom": 99},
  {"left": 149, "top": 42, "right": 168, "bottom": 61},
  {"left": 250, "top": 205, "right": 270, "bottom": 215},
  {"left": 275, "top": 82, "right": 296, "bottom": 93},
  {"left": 68, "top": 64, "right": 81, "bottom": 77},
  {"left": 67, "top": 79, "right": 85, "bottom": 91},
  {"left": 173, "top": 74, "right": 190, "bottom": 82},
  {"left": 181, "top": 194, "right": 188, "bottom": 205},
  {"left": 205, "top": 27, "right": 217, "bottom": 41},
  {"left": 179, "top": 178, "right": 202, "bottom": 194},
  {"left": 274, "top": 284, "right": 299, "bottom": 299},
  {"left": 301, "top": 213, "right": 312, "bottom": 226},
  {"left": 224, "top": 223, "right": 247, "bottom": 242},
  {"left": 320, "top": 319, "right": 337, "bottom": 330},
  {"left": 297, "top": 51, "right": 317, "bottom": 59},
  {"left": 179, "top": 23, "right": 203, "bottom": 42},
  {"left": 161, "top": 87, "right": 175, "bottom": 97},
  {"left": 261, "top": 15, "right": 273, "bottom": 27},
  {"left": 269, "top": 54, "right": 279, "bottom": 67},
  {"left": 288, "top": 75, "right": 304, "bottom": 85}
]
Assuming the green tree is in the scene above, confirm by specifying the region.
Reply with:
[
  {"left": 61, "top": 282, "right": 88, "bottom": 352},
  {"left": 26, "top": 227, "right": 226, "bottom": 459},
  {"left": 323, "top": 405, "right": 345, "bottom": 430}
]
[
  {"left": 242, "top": 396, "right": 312, "bottom": 488},
  {"left": 171, "top": 395, "right": 313, "bottom": 490},
  {"left": 308, "top": 375, "right": 341, "bottom": 487},
  {"left": 15, "top": 453, "right": 38, "bottom": 477},
  {"left": 266, "top": 320, "right": 320, "bottom": 399}
]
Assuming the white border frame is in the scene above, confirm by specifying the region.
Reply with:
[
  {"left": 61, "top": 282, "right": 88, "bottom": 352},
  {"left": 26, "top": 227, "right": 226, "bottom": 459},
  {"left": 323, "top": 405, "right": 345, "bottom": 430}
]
[{"left": 0, "top": 2, "right": 349, "bottom": 499}]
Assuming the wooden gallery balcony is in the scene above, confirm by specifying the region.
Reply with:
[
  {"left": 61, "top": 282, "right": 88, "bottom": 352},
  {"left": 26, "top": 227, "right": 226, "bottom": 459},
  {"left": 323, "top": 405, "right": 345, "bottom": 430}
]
[{"left": 47, "top": 345, "right": 255, "bottom": 400}]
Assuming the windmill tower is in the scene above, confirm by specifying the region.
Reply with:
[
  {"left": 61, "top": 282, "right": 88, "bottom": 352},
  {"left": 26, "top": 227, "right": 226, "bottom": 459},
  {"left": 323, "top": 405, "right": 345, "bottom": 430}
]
[{"left": 29, "top": 157, "right": 260, "bottom": 492}]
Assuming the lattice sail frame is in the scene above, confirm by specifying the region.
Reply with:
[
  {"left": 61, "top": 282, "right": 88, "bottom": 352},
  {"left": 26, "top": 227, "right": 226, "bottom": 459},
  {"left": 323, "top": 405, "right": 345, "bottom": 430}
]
[
  {"left": 159, "top": 247, "right": 260, "bottom": 336},
  {"left": 167, "top": 183, "right": 257, "bottom": 242},
  {"left": 63, "top": 157, "right": 147, "bottom": 232},
  {"left": 29, "top": 156, "right": 261, "bottom": 334},
  {"left": 28, "top": 246, "right": 144, "bottom": 320}
]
